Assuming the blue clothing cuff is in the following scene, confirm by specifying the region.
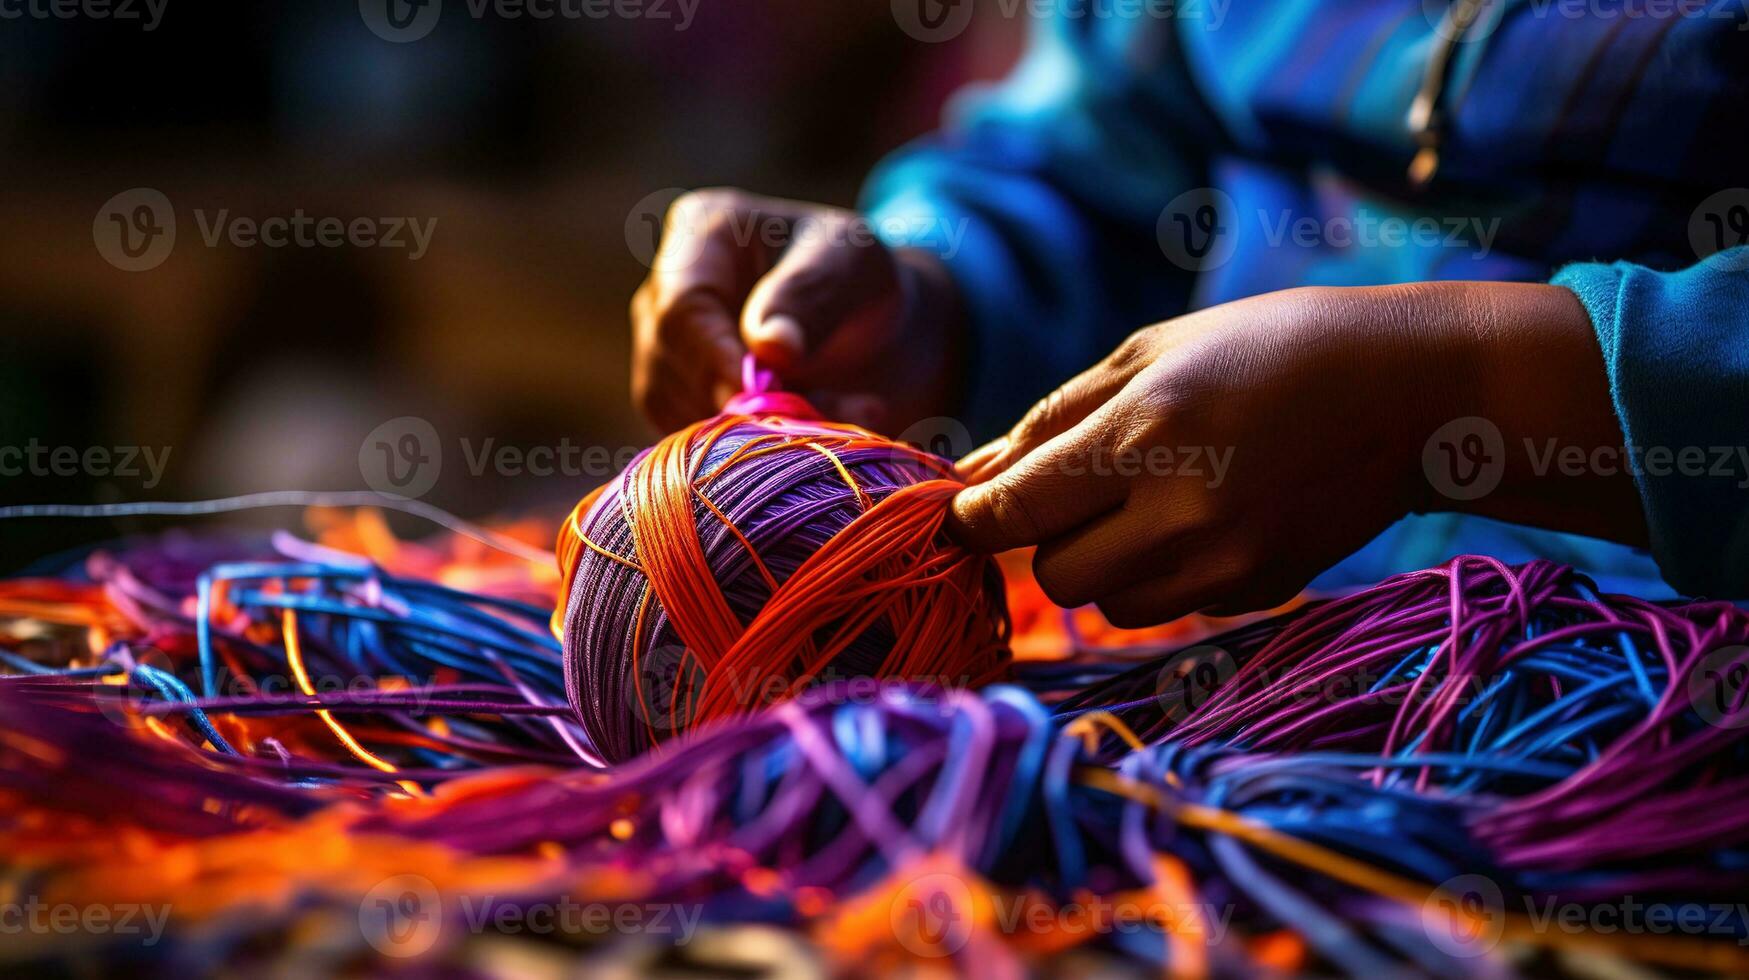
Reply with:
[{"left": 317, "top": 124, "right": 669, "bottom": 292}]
[{"left": 1552, "top": 249, "right": 1749, "bottom": 596}]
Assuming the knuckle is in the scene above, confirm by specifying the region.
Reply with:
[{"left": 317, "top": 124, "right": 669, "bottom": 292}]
[
  {"left": 1106, "top": 411, "right": 1161, "bottom": 467},
  {"left": 1107, "top": 325, "right": 1160, "bottom": 371},
  {"left": 659, "top": 190, "right": 743, "bottom": 262},
  {"left": 1120, "top": 383, "right": 1178, "bottom": 432},
  {"left": 1011, "top": 396, "right": 1060, "bottom": 447},
  {"left": 671, "top": 187, "right": 739, "bottom": 223}
]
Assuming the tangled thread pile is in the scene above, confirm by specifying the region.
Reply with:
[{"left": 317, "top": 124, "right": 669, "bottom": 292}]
[
  {"left": 3, "top": 518, "right": 1749, "bottom": 973},
  {"left": 1, "top": 372, "right": 1747, "bottom": 973},
  {"left": 555, "top": 360, "right": 1009, "bottom": 762}
]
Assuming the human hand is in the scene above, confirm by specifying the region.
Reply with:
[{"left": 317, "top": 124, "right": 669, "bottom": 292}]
[
  {"left": 949, "top": 283, "right": 1644, "bottom": 627},
  {"left": 629, "top": 189, "right": 962, "bottom": 432}
]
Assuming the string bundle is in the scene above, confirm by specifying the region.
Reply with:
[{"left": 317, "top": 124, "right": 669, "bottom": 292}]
[
  {"left": 553, "top": 360, "right": 1010, "bottom": 761},
  {"left": 4, "top": 397, "right": 1749, "bottom": 976},
  {"left": 4, "top": 529, "right": 1749, "bottom": 974},
  {"left": 1059, "top": 557, "right": 1749, "bottom": 884}
]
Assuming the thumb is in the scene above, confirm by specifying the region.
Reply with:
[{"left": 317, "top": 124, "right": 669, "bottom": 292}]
[
  {"left": 949, "top": 414, "right": 1130, "bottom": 554},
  {"left": 739, "top": 214, "right": 900, "bottom": 377}
]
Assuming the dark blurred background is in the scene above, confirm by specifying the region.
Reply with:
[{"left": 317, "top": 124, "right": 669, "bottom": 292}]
[{"left": 0, "top": 0, "right": 1025, "bottom": 569}]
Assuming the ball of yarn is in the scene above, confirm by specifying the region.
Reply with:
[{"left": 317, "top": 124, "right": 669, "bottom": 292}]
[{"left": 554, "top": 364, "right": 1010, "bottom": 762}]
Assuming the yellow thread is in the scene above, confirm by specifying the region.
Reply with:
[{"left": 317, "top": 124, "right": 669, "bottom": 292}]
[
  {"left": 1063, "top": 711, "right": 1147, "bottom": 753},
  {"left": 694, "top": 488, "right": 779, "bottom": 592},
  {"left": 806, "top": 443, "right": 872, "bottom": 511},
  {"left": 282, "top": 608, "right": 400, "bottom": 776},
  {"left": 575, "top": 531, "right": 645, "bottom": 574}
]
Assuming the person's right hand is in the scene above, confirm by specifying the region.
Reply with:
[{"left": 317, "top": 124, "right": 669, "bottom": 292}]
[
  {"left": 947, "top": 283, "right": 1647, "bottom": 627},
  {"left": 629, "top": 189, "right": 963, "bottom": 432}
]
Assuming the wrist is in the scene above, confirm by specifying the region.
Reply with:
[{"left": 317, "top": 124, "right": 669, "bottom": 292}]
[{"left": 1405, "top": 281, "right": 1648, "bottom": 545}]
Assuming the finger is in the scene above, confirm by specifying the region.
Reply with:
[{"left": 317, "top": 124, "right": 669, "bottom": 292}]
[
  {"left": 948, "top": 419, "right": 1130, "bottom": 554},
  {"left": 631, "top": 287, "right": 723, "bottom": 428},
  {"left": 632, "top": 300, "right": 738, "bottom": 427},
  {"left": 954, "top": 437, "right": 1007, "bottom": 482},
  {"left": 957, "top": 331, "right": 1157, "bottom": 485},
  {"left": 1203, "top": 580, "right": 1303, "bottom": 618},
  {"left": 653, "top": 290, "right": 745, "bottom": 406},
  {"left": 642, "top": 191, "right": 798, "bottom": 399},
  {"left": 1095, "top": 559, "right": 1247, "bottom": 629},
  {"left": 739, "top": 213, "right": 899, "bottom": 377},
  {"left": 635, "top": 359, "right": 718, "bottom": 433},
  {"left": 1031, "top": 507, "right": 1175, "bottom": 609}
]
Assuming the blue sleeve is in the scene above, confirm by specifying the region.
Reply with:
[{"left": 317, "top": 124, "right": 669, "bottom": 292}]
[
  {"left": 1552, "top": 248, "right": 1749, "bottom": 596},
  {"left": 859, "top": 15, "right": 1222, "bottom": 439}
]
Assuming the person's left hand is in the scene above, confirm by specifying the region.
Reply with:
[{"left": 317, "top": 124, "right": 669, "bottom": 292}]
[{"left": 948, "top": 283, "right": 1643, "bottom": 627}]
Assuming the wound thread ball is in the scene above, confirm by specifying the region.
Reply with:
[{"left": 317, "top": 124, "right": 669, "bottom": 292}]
[{"left": 554, "top": 380, "right": 1009, "bottom": 763}]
